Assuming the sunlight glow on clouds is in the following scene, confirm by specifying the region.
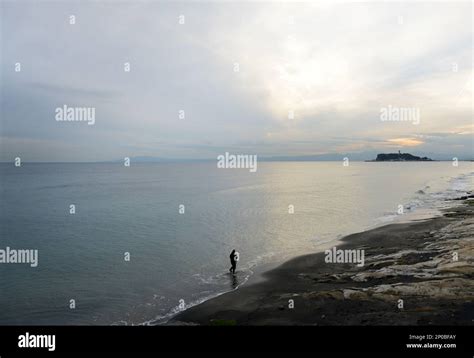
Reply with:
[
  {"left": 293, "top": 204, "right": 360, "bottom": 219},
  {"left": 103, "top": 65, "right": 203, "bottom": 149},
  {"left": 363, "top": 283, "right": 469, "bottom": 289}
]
[
  {"left": 212, "top": 3, "right": 472, "bottom": 121},
  {"left": 388, "top": 138, "right": 424, "bottom": 147}
]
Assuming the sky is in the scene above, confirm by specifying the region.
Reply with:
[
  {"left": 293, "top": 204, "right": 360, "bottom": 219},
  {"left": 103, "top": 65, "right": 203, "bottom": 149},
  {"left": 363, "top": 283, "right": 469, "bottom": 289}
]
[{"left": 1, "top": 0, "right": 473, "bottom": 161}]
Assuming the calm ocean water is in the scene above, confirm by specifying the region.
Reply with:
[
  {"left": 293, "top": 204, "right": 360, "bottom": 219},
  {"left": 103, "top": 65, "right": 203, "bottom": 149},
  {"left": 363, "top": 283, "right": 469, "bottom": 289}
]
[{"left": 0, "top": 162, "right": 472, "bottom": 325}]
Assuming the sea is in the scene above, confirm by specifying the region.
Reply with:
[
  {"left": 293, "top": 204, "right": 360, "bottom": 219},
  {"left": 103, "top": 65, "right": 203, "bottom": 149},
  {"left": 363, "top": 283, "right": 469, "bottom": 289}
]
[{"left": 0, "top": 161, "right": 472, "bottom": 325}]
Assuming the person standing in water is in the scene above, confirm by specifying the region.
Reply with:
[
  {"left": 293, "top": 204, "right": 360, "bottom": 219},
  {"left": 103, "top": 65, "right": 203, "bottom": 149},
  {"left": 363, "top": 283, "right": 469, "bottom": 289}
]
[{"left": 229, "top": 249, "right": 237, "bottom": 274}]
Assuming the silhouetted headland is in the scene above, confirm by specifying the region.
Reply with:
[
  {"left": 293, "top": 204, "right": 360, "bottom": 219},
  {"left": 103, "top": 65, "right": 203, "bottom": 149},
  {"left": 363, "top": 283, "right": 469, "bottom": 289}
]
[{"left": 366, "top": 151, "right": 433, "bottom": 162}]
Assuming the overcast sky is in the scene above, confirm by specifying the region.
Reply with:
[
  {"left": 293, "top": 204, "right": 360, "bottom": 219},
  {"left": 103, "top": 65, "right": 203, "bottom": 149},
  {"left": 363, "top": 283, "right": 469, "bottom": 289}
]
[{"left": 1, "top": 1, "right": 472, "bottom": 161}]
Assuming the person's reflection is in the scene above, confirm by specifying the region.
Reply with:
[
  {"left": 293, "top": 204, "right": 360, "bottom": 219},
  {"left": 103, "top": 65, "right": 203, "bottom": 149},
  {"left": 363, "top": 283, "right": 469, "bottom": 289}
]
[{"left": 229, "top": 272, "right": 239, "bottom": 290}]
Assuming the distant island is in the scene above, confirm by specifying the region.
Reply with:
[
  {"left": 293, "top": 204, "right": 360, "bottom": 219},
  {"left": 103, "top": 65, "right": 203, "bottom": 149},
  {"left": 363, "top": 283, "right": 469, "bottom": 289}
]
[{"left": 367, "top": 151, "right": 433, "bottom": 162}]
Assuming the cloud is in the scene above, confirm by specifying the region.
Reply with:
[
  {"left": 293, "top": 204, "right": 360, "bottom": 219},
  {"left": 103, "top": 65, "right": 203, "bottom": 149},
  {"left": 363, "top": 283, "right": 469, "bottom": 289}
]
[
  {"left": 1, "top": 1, "right": 472, "bottom": 161},
  {"left": 387, "top": 138, "right": 424, "bottom": 147}
]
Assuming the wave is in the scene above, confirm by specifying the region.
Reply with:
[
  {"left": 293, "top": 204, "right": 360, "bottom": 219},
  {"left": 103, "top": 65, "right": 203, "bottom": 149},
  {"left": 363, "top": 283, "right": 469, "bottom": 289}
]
[{"left": 375, "top": 171, "right": 473, "bottom": 227}]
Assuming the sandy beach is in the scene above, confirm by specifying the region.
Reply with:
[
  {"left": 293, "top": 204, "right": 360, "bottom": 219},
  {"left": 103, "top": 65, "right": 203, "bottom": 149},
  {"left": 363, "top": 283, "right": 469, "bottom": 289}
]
[{"left": 171, "top": 198, "right": 474, "bottom": 325}]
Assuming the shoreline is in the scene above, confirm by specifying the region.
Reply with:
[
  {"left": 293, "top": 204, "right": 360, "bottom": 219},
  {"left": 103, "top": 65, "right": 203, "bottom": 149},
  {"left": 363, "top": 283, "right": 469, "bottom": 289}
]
[{"left": 169, "top": 198, "right": 474, "bottom": 325}]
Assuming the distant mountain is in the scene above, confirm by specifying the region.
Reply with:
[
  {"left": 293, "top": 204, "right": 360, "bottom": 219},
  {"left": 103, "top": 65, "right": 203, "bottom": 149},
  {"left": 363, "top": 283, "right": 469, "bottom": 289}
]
[
  {"left": 261, "top": 151, "right": 379, "bottom": 161},
  {"left": 115, "top": 152, "right": 377, "bottom": 163},
  {"left": 127, "top": 156, "right": 176, "bottom": 163},
  {"left": 112, "top": 156, "right": 204, "bottom": 163},
  {"left": 368, "top": 151, "right": 433, "bottom": 162}
]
